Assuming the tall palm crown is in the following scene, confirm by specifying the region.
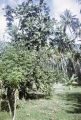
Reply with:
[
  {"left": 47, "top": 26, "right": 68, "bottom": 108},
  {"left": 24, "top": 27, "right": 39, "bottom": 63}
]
[{"left": 60, "top": 9, "right": 80, "bottom": 35}]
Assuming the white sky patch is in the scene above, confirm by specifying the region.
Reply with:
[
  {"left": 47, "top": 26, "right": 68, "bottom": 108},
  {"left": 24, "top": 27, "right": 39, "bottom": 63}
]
[
  {"left": 0, "top": 6, "right": 6, "bottom": 41},
  {"left": 9, "top": 0, "right": 26, "bottom": 6}
]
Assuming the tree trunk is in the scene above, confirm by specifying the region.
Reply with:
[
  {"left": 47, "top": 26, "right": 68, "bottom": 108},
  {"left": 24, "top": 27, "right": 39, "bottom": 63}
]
[
  {"left": 13, "top": 91, "right": 16, "bottom": 120},
  {"left": 7, "top": 87, "right": 16, "bottom": 119}
]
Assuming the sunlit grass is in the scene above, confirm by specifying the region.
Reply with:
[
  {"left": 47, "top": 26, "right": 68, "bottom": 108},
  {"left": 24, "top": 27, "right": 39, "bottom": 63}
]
[{"left": 0, "top": 86, "right": 81, "bottom": 120}]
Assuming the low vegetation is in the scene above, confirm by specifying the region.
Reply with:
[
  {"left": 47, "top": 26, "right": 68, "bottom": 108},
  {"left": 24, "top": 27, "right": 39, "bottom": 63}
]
[{"left": 0, "top": 86, "right": 81, "bottom": 120}]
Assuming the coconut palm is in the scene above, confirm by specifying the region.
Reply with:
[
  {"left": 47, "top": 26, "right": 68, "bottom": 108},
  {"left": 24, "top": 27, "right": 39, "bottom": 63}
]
[{"left": 60, "top": 9, "right": 80, "bottom": 35}]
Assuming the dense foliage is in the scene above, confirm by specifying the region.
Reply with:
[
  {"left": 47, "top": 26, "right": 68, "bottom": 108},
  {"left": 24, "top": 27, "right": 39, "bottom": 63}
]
[{"left": 0, "top": 46, "right": 55, "bottom": 94}]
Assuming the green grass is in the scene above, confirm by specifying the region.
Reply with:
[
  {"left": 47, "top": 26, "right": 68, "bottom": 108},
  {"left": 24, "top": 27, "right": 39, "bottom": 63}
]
[
  {"left": 1, "top": 86, "right": 81, "bottom": 120},
  {"left": 0, "top": 112, "right": 11, "bottom": 120}
]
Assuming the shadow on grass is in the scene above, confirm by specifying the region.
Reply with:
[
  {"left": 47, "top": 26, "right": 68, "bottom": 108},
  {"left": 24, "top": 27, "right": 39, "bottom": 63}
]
[{"left": 64, "top": 93, "right": 81, "bottom": 114}]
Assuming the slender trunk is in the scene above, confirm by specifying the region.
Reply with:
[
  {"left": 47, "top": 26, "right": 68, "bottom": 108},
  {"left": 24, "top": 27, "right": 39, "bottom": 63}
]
[
  {"left": 13, "top": 90, "right": 16, "bottom": 120},
  {"left": 7, "top": 87, "right": 15, "bottom": 119},
  {"left": 8, "top": 100, "right": 12, "bottom": 116},
  {"left": 0, "top": 80, "right": 2, "bottom": 95},
  {"left": 63, "top": 25, "right": 66, "bottom": 34}
]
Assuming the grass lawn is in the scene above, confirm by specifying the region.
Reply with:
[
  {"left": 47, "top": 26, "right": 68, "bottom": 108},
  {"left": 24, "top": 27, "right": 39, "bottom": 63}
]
[{"left": 0, "top": 86, "right": 81, "bottom": 120}]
